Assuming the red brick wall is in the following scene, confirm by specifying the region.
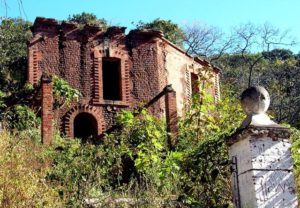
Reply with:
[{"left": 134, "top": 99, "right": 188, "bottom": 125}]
[
  {"left": 41, "top": 76, "right": 53, "bottom": 144},
  {"left": 28, "top": 18, "right": 165, "bottom": 138},
  {"left": 91, "top": 29, "right": 131, "bottom": 106},
  {"left": 128, "top": 30, "right": 166, "bottom": 116},
  {"left": 28, "top": 18, "right": 59, "bottom": 84},
  {"left": 29, "top": 17, "right": 219, "bottom": 139}
]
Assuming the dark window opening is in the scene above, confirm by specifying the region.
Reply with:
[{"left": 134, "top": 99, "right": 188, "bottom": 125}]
[
  {"left": 102, "top": 58, "right": 122, "bottom": 100},
  {"left": 191, "top": 73, "right": 200, "bottom": 96},
  {"left": 74, "top": 113, "right": 97, "bottom": 141}
]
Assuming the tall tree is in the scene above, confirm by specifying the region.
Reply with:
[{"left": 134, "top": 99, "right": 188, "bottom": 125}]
[
  {"left": 0, "top": 18, "right": 32, "bottom": 92},
  {"left": 68, "top": 12, "right": 108, "bottom": 29},
  {"left": 230, "top": 22, "right": 296, "bottom": 87},
  {"left": 219, "top": 49, "right": 300, "bottom": 127},
  {"left": 183, "top": 22, "right": 296, "bottom": 87},
  {"left": 262, "top": 48, "right": 295, "bottom": 62},
  {"left": 135, "top": 18, "right": 185, "bottom": 47},
  {"left": 184, "top": 22, "right": 233, "bottom": 62},
  {"left": 259, "top": 50, "right": 300, "bottom": 126},
  {"left": 0, "top": 17, "right": 35, "bottom": 122}
]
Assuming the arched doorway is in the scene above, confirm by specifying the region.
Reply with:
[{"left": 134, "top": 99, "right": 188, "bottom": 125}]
[{"left": 74, "top": 112, "right": 98, "bottom": 141}]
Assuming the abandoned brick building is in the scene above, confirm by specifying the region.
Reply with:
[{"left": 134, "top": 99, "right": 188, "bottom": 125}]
[{"left": 27, "top": 17, "right": 220, "bottom": 143}]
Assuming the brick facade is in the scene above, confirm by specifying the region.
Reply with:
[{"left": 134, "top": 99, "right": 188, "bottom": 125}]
[
  {"left": 28, "top": 17, "right": 220, "bottom": 142},
  {"left": 41, "top": 75, "right": 53, "bottom": 144}
]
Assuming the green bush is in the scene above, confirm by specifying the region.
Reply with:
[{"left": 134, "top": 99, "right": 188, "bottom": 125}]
[
  {"left": 5, "top": 104, "right": 40, "bottom": 131},
  {"left": 53, "top": 75, "right": 81, "bottom": 108},
  {"left": 7, "top": 80, "right": 300, "bottom": 207},
  {"left": 47, "top": 137, "right": 107, "bottom": 207},
  {"left": 176, "top": 86, "right": 243, "bottom": 207},
  {"left": 290, "top": 127, "right": 300, "bottom": 197},
  {"left": 0, "top": 131, "right": 61, "bottom": 207}
]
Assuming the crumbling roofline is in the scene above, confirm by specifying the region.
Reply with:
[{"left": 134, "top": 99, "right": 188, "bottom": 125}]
[{"left": 31, "top": 17, "right": 220, "bottom": 73}]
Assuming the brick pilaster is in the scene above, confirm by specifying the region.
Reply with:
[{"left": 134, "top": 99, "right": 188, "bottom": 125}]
[
  {"left": 41, "top": 75, "right": 53, "bottom": 144},
  {"left": 28, "top": 48, "right": 42, "bottom": 85},
  {"left": 164, "top": 85, "right": 178, "bottom": 149}
]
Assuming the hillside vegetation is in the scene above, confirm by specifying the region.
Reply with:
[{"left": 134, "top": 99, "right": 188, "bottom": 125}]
[{"left": 1, "top": 14, "right": 300, "bottom": 207}]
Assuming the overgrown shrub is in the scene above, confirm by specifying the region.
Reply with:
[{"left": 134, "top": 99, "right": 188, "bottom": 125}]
[
  {"left": 6, "top": 78, "right": 300, "bottom": 207},
  {"left": 53, "top": 75, "right": 81, "bottom": 108},
  {"left": 42, "top": 85, "right": 244, "bottom": 207},
  {"left": 47, "top": 137, "right": 108, "bottom": 207},
  {"left": 290, "top": 127, "right": 300, "bottom": 197},
  {"left": 176, "top": 86, "right": 244, "bottom": 207},
  {"left": 5, "top": 104, "right": 40, "bottom": 131},
  {"left": 0, "top": 131, "right": 61, "bottom": 207}
]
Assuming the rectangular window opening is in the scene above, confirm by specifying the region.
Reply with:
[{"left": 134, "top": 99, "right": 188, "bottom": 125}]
[
  {"left": 191, "top": 73, "right": 200, "bottom": 96},
  {"left": 102, "top": 58, "right": 122, "bottom": 101}
]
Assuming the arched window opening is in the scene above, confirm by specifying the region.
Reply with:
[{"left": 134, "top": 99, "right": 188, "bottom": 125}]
[{"left": 74, "top": 112, "right": 98, "bottom": 141}]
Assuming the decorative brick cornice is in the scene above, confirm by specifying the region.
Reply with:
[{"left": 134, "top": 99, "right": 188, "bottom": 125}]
[{"left": 28, "top": 47, "right": 42, "bottom": 85}]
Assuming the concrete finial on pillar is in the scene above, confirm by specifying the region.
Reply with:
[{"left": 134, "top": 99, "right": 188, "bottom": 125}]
[
  {"left": 226, "top": 86, "right": 298, "bottom": 208},
  {"left": 240, "top": 86, "right": 276, "bottom": 128}
]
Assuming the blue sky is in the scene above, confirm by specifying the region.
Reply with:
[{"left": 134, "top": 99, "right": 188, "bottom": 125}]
[{"left": 2, "top": 0, "right": 300, "bottom": 52}]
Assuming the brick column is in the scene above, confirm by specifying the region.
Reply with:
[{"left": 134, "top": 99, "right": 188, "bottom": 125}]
[
  {"left": 164, "top": 85, "right": 178, "bottom": 149},
  {"left": 41, "top": 75, "right": 53, "bottom": 144}
]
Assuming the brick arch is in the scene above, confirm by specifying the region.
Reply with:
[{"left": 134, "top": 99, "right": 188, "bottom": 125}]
[{"left": 63, "top": 104, "right": 105, "bottom": 138}]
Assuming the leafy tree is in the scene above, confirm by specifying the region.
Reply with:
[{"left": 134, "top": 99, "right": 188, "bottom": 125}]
[
  {"left": 67, "top": 12, "right": 108, "bottom": 29},
  {"left": 218, "top": 49, "right": 300, "bottom": 128},
  {"left": 229, "top": 22, "right": 295, "bottom": 87},
  {"left": 183, "top": 22, "right": 296, "bottom": 88},
  {"left": 259, "top": 57, "right": 300, "bottom": 126},
  {"left": 262, "top": 48, "right": 295, "bottom": 62},
  {"left": 135, "top": 18, "right": 185, "bottom": 47},
  {"left": 0, "top": 18, "right": 32, "bottom": 92},
  {"left": 53, "top": 75, "right": 81, "bottom": 109},
  {"left": 0, "top": 18, "right": 39, "bottom": 129},
  {"left": 218, "top": 53, "right": 269, "bottom": 94},
  {"left": 5, "top": 104, "right": 39, "bottom": 131}
]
